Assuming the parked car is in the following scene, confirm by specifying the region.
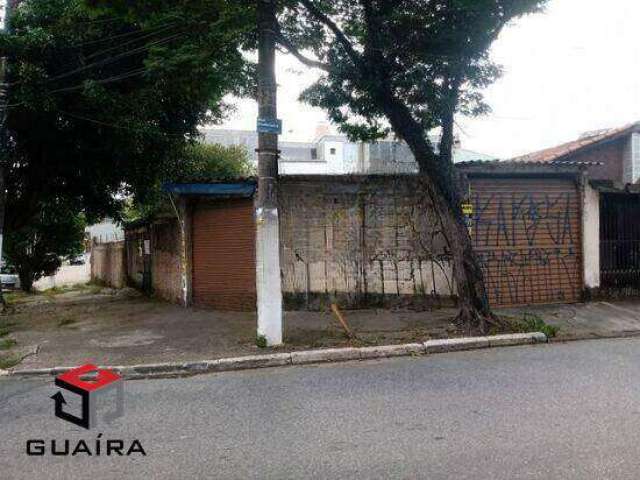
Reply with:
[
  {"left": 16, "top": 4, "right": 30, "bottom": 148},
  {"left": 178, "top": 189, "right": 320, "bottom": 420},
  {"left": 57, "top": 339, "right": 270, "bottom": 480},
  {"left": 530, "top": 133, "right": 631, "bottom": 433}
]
[
  {"left": 0, "top": 267, "right": 19, "bottom": 290},
  {"left": 69, "top": 254, "right": 86, "bottom": 266}
]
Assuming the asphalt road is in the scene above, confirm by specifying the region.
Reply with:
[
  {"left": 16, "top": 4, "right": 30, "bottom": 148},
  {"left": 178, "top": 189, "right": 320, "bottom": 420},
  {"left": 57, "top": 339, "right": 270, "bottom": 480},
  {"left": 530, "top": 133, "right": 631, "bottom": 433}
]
[{"left": 3, "top": 338, "right": 640, "bottom": 479}]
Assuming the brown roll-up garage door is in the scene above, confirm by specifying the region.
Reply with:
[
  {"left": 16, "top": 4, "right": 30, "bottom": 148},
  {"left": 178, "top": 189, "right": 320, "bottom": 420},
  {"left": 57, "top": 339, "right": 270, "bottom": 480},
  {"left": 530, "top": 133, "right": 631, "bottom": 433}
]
[
  {"left": 471, "top": 177, "right": 582, "bottom": 307},
  {"left": 192, "top": 199, "right": 256, "bottom": 311}
]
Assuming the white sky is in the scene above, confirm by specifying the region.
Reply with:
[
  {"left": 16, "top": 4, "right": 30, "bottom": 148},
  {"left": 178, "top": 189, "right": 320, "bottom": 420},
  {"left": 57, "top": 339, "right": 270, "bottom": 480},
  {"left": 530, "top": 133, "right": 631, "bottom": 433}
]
[{"left": 217, "top": 0, "right": 640, "bottom": 159}]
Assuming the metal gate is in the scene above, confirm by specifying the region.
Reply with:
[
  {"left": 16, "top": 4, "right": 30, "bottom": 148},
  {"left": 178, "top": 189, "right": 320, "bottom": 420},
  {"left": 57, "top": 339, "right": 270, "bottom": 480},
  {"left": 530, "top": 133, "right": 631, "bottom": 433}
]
[
  {"left": 600, "top": 193, "right": 640, "bottom": 291},
  {"left": 471, "top": 177, "right": 582, "bottom": 307},
  {"left": 192, "top": 199, "right": 256, "bottom": 311}
]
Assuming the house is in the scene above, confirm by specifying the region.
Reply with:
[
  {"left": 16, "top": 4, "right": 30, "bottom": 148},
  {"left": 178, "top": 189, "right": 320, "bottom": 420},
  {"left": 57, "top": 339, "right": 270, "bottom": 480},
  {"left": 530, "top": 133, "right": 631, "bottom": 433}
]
[
  {"left": 513, "top": 122, "right": 640, "bottom": 295},
  {"left": 202, "top": 128, "right": 494, "bottom": 175}
]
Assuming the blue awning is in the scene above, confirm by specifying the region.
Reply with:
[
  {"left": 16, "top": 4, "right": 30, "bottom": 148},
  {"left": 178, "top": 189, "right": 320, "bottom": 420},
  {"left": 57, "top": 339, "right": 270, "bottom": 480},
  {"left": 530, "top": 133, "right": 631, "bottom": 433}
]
[{"left": 163, "top": 182, "right": 256, "bottom": 198}]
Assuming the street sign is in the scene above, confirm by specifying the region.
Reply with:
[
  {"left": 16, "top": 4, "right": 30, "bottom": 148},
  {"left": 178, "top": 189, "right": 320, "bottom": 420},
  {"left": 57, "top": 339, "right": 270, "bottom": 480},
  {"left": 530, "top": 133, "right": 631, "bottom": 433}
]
[
  {"left": 257, "top": 117, "right": 282, "bottom": 135},
  {"left": 461, "top": 202, "right": 473, "bottom": 215}
]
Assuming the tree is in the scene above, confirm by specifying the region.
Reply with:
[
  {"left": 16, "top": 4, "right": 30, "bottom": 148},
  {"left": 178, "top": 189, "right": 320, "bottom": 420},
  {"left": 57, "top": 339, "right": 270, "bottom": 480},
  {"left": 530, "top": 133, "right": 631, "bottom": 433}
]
[
  {"left": 125, "top": 142, "right": 255, "bottom": 221},
  {"left": 276, "top": 0, "right": 548, "bottom": 330},
  {"left": 1, "top": 0, "right": 253, "bottom": 234},
  {"left": 4, "top": 198, "right": 86, "bottom": 292}
]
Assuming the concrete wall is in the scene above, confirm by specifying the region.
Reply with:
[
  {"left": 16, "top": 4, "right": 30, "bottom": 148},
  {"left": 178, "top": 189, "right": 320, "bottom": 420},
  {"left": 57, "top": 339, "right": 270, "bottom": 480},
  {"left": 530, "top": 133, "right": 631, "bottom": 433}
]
[
  {"left": 124, "top": 218, "right": 184, "bottom": 304},
  {"left": 583, "top": 182, "right": 600, "bottom": 289},
  {"left": 279, "top": 176, "right": 455, "bottom": 310},
  {"left": 151, "top": 219, "right": 183, "bottom": 304},
  {"left": 91, "top": 241, "right": 126, "bottom": 288}
]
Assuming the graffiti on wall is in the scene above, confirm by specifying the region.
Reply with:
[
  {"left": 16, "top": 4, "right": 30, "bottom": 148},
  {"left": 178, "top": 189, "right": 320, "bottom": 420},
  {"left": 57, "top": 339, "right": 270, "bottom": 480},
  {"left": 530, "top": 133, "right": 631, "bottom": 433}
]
[{"left": 472, "top": 190, "right": 580, "bottom": 305}]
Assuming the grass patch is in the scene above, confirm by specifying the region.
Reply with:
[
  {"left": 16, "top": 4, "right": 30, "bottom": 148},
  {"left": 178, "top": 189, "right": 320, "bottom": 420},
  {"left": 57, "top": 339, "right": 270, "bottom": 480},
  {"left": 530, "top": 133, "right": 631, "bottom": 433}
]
[
  {"left": 41, "top": 282, "right": 96, "bottom": 297},
  {"left": 0, "top": 354, "right": 20, "bottom": 369},
  {"left": 4, "top": 291, "right": 33, "bottom": 305},
  {"left": 57, "top": 315, "right": 78, "bottom": 327},
  {"left": 509, "top": 312, "right": 558, "bottom": 338},
  {"left": 256, "top": 334, "right": 268, "bottom": 348},
  {"left": 0, "top": 338, "right": 17, "bottom": 350},
  {"left": 0, "top": 326, "right": 11, "bottom": 337}
]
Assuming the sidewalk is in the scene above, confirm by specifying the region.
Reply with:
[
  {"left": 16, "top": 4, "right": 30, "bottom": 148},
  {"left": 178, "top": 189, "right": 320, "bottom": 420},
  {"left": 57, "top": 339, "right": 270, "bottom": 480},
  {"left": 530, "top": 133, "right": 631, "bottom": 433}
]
[
  {"left": 497, "top": 300, "right": 640, "bottom": 341},
  {"left": 3, "top": 287, "right": 640, "bottom": 372},
  {"left": 0, "top": 288, "right": 464, "bottom": 371}
]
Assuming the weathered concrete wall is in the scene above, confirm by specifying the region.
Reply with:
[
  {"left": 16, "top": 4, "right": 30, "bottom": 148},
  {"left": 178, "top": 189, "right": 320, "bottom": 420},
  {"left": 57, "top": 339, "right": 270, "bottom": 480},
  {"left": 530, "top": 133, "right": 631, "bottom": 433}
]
[
  {"left": 91, "top": 241, "right": 126, "bottom": 288},
  {"left": 125, "top": 228, "right": 145, "bottom": 289},
  {"left": 124, "top": 218, "right": 183, "bottom": 304},
  {"left": 583, "top": 182, "right": 600, "bottom": 289},
  {"left": 151, "top": 219, "right": 183, "bottom": 304},
  {"left": 279, "top": 176, "right": 455, "bottom": 310}
]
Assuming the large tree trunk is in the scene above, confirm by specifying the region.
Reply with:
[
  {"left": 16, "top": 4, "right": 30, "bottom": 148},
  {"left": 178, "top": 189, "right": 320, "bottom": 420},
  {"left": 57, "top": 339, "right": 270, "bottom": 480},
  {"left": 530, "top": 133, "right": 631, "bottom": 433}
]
[
  {"left": 18, "top": 268, "right": 34, "bottom": 293},
  {"left": 426, "top": 181, "right": 495, "bottom": 332},
  {"left": 376, "top": 87, "right": 497, "bottom": 331}
]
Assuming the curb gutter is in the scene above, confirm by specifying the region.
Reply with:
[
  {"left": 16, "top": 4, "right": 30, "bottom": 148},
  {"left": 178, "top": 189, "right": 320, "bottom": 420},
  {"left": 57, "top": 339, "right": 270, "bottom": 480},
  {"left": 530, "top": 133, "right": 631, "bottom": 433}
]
[{"left": 5, "top": 332, "right": 548, "bottom": 380}]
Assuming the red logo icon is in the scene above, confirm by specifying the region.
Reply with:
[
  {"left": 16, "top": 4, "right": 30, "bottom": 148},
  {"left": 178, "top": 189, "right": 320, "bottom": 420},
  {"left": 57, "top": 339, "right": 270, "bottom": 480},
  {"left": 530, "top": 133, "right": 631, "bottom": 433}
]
[{"left": 51, "top": 364, "right": 124, "bottom": 429}]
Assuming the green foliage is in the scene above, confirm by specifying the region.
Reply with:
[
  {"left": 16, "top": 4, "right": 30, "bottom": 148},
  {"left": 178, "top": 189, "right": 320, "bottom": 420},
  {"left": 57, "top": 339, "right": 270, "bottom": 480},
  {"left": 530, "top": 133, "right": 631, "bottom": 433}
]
[
  {"left": 279, "top": 1, "right": 547, "bottom": 145},
  {"left": 0, "top": 355, "right": 21, "bottom": 370},
  {"left": 124, "top": 142, "right": 255, "bottom": 221},
  {"left": 511, "top": 312, "right": 558, "bottom": 338},
  {"left": 4, "top": 199, "right": 86, "bottom": 292},
  {"left": 177, "top": 143, "right": 255, "bottom": 182},
  {"left": 2, "top": 0, "right": 253, "bottom": 231},
  {"left": 0, "top": 338, "right": 17, "bottom": 350},
  {"left": 256, "top": 334, "right": 268, "bottom": 349}
]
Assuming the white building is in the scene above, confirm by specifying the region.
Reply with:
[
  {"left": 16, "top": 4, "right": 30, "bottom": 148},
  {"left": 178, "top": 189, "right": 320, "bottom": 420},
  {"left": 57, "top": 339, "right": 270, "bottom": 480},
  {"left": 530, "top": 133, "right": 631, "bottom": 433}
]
[{"left": 202, "top": 128, "right": 494, "bottom": 175}]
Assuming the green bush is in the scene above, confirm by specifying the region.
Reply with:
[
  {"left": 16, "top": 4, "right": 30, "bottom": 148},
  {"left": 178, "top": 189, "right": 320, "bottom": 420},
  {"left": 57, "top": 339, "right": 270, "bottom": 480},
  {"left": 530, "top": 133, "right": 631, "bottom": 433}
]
[{"left": 515, "top": 312, "right": 558, "bottom": 338}]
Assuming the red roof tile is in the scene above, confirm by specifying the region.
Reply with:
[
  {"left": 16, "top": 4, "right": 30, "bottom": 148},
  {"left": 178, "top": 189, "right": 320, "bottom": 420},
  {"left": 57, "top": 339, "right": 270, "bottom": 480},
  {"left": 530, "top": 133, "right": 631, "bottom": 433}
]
[{"left": 512, "top": 122, "right": 640, "bottom": 163}]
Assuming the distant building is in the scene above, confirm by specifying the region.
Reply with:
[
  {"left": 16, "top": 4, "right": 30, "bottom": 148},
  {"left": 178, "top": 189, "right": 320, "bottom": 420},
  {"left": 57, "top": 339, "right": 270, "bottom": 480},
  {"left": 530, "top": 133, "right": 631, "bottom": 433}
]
[{"left": 202, "top": 128, "right": 494, "bottom": 175}]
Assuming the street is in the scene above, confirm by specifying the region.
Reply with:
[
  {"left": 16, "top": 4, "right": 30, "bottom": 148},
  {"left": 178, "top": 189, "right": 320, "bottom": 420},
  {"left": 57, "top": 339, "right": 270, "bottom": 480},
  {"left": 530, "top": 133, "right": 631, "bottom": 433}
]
[{"left": 2, "top": 339, "right": 640, "bottom": 479}]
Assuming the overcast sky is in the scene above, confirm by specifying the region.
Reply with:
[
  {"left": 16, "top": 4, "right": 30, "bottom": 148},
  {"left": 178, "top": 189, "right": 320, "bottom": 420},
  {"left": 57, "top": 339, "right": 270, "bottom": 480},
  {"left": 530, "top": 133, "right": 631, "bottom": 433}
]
[{"left": 217, "top": 0, "right": 640, "bottom": 159}]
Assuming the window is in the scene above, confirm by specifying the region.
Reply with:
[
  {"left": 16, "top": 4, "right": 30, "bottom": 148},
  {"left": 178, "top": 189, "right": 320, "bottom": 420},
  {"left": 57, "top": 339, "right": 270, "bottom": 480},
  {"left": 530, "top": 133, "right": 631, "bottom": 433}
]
[{"left": 311, "top": 148, "right": 318, "bottom": 160}]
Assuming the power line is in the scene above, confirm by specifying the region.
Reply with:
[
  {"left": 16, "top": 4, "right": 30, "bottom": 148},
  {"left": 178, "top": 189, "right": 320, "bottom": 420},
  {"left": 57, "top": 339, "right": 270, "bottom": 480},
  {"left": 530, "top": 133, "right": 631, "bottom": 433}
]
[
  {"left": 44, "top": 31, "right": 186, "bottom": 85},
  {"left": 58, "top": 109, "right": 192, "bottom": 138}
]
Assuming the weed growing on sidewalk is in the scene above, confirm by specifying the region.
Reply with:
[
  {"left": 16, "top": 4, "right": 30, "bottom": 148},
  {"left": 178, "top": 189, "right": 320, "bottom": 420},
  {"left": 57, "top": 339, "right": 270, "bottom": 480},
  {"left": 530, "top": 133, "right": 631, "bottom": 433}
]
[
  {"left": 0, "top": 355, "right": 20, "bottom": 369},
  {"left": 513, "top": 312, "right": 558, "bottom": 338},
  {"left": 0, "top": 338, "right": 17, "bottom": 350},
  {"left": 256, "top": 335, "right": 268, "bottom": 348},
  {"left": 57, "top": 315, "right": 78, "bottom": 327}
]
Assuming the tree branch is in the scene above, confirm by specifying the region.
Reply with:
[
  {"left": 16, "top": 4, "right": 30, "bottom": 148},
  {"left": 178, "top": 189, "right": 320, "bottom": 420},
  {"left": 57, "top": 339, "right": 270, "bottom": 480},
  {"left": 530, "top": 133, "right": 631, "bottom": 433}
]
[
  {"left": 296, "top": 0, "right": 362, "bottom": 68},
  {"left": 274, "top": 30, "right": 330, "bottom": 71}
]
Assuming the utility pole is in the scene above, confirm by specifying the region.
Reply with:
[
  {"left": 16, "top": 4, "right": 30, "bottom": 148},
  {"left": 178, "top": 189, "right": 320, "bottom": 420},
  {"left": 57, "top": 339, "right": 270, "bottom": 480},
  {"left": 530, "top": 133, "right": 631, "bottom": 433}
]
[
  {"left": 255, "top": 0, "right": 283, "bottom": 345},
  {"left": 0, "top": 0, "right": 13, "bottom": 307}
]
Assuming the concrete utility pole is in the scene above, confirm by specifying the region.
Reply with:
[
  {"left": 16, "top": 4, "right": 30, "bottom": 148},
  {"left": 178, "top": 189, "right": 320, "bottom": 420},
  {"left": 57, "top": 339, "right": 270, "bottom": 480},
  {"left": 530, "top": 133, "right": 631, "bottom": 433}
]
[
  {"left": 255, "top": 0, "right": 283, "bottom": 345},
  {"left": 0, "top": 0, "right": 13, "bottom": 306}
]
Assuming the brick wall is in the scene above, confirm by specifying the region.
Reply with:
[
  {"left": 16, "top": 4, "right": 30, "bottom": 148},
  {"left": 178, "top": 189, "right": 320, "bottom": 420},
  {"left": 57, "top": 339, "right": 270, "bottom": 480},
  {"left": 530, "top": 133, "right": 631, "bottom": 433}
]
[
  {"left": 91, "top": 241, "right": 126, "bottom": 288},
  {"left": 279, "top": 176, "right": 455, "bottom": 310}
]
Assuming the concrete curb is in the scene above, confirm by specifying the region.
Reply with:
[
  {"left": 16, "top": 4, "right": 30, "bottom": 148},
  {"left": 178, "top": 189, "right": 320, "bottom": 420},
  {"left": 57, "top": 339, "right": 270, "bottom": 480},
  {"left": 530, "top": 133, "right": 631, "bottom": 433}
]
[{"left": 6, "top": 332, "right": 548, "bottom": 380}]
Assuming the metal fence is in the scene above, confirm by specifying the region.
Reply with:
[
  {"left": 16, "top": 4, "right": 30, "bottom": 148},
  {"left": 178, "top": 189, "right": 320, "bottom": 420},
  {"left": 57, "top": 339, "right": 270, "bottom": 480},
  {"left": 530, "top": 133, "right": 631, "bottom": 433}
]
[{"left": 600, "top": 192, "right": 640, "bottom": 292}]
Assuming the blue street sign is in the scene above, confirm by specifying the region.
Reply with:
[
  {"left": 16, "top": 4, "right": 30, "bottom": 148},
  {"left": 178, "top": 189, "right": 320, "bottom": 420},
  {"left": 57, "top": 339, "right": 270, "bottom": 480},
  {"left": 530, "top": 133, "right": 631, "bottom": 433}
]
[{"left": 257, "top": 117, "right": 283, "bottom": 135}]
